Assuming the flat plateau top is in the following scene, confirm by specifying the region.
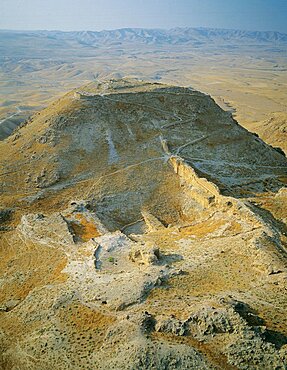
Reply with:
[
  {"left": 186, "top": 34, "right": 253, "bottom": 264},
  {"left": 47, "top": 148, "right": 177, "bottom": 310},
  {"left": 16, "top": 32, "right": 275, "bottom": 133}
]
[{"left": 75, "top": 78, "right": 197, "bottom": 96}]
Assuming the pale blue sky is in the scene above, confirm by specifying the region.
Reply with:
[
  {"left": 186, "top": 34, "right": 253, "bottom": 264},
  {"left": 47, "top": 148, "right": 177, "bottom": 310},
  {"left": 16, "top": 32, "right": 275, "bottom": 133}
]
[{"left": 0, "top": 0, "right": 287, "bottom": 33}]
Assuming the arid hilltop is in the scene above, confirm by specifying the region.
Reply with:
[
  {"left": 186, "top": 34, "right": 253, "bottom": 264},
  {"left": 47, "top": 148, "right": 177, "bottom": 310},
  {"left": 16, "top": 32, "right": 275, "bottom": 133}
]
[
  {"left": 1, "top": 27, "right": 287, "bottom": 156},
  {"left": 0, "top": 79, "right": 287, "bottom": 369}
]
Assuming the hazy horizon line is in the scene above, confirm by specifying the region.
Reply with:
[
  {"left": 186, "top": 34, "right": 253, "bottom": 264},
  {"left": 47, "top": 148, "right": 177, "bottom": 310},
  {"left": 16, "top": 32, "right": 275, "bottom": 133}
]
[{"left": 1, "top": 25, "right": 287, "bottom": 35}]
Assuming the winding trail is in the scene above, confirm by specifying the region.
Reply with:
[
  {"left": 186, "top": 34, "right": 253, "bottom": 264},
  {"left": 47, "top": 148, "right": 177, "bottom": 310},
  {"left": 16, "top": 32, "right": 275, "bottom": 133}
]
[
  {"left": 182, "top": 156, "right": 287, "bottom": 170},
  {"left": 0, "top": 106, "right": 22, "bottom": 126},
  {"left": 3, "top": 86, "right": 286, "bottom": 201}
]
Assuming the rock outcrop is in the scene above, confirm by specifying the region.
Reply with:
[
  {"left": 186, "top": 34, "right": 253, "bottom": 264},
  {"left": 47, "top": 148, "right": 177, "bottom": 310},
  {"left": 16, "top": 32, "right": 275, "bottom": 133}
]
[{"left": 0, "top": 79, "right": 287, "bottom": 369}]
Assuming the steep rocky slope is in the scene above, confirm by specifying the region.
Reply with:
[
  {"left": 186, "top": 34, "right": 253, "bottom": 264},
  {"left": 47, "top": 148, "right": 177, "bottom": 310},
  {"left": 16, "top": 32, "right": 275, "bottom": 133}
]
[{"left": 0, "top": 79, "right": 287, "bottom": 369}]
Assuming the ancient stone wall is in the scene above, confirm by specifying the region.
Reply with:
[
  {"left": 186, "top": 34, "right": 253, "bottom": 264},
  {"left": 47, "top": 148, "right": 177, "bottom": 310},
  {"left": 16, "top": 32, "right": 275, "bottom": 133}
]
[{"left": 169, "top": 156, "right": 221, "bottom": 208}]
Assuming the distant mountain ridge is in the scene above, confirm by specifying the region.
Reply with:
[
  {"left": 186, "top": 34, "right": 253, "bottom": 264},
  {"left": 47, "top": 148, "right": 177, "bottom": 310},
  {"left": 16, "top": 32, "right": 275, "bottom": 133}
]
[{"left": 1, "top": 27, "right": 287, "bottom": 46}]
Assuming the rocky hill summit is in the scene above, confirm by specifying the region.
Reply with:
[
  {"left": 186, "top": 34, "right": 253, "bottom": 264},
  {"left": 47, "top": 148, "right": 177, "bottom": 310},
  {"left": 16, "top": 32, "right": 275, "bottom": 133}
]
[{"left": 0, "top": 79, "right": 287, "bottom": 369}]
